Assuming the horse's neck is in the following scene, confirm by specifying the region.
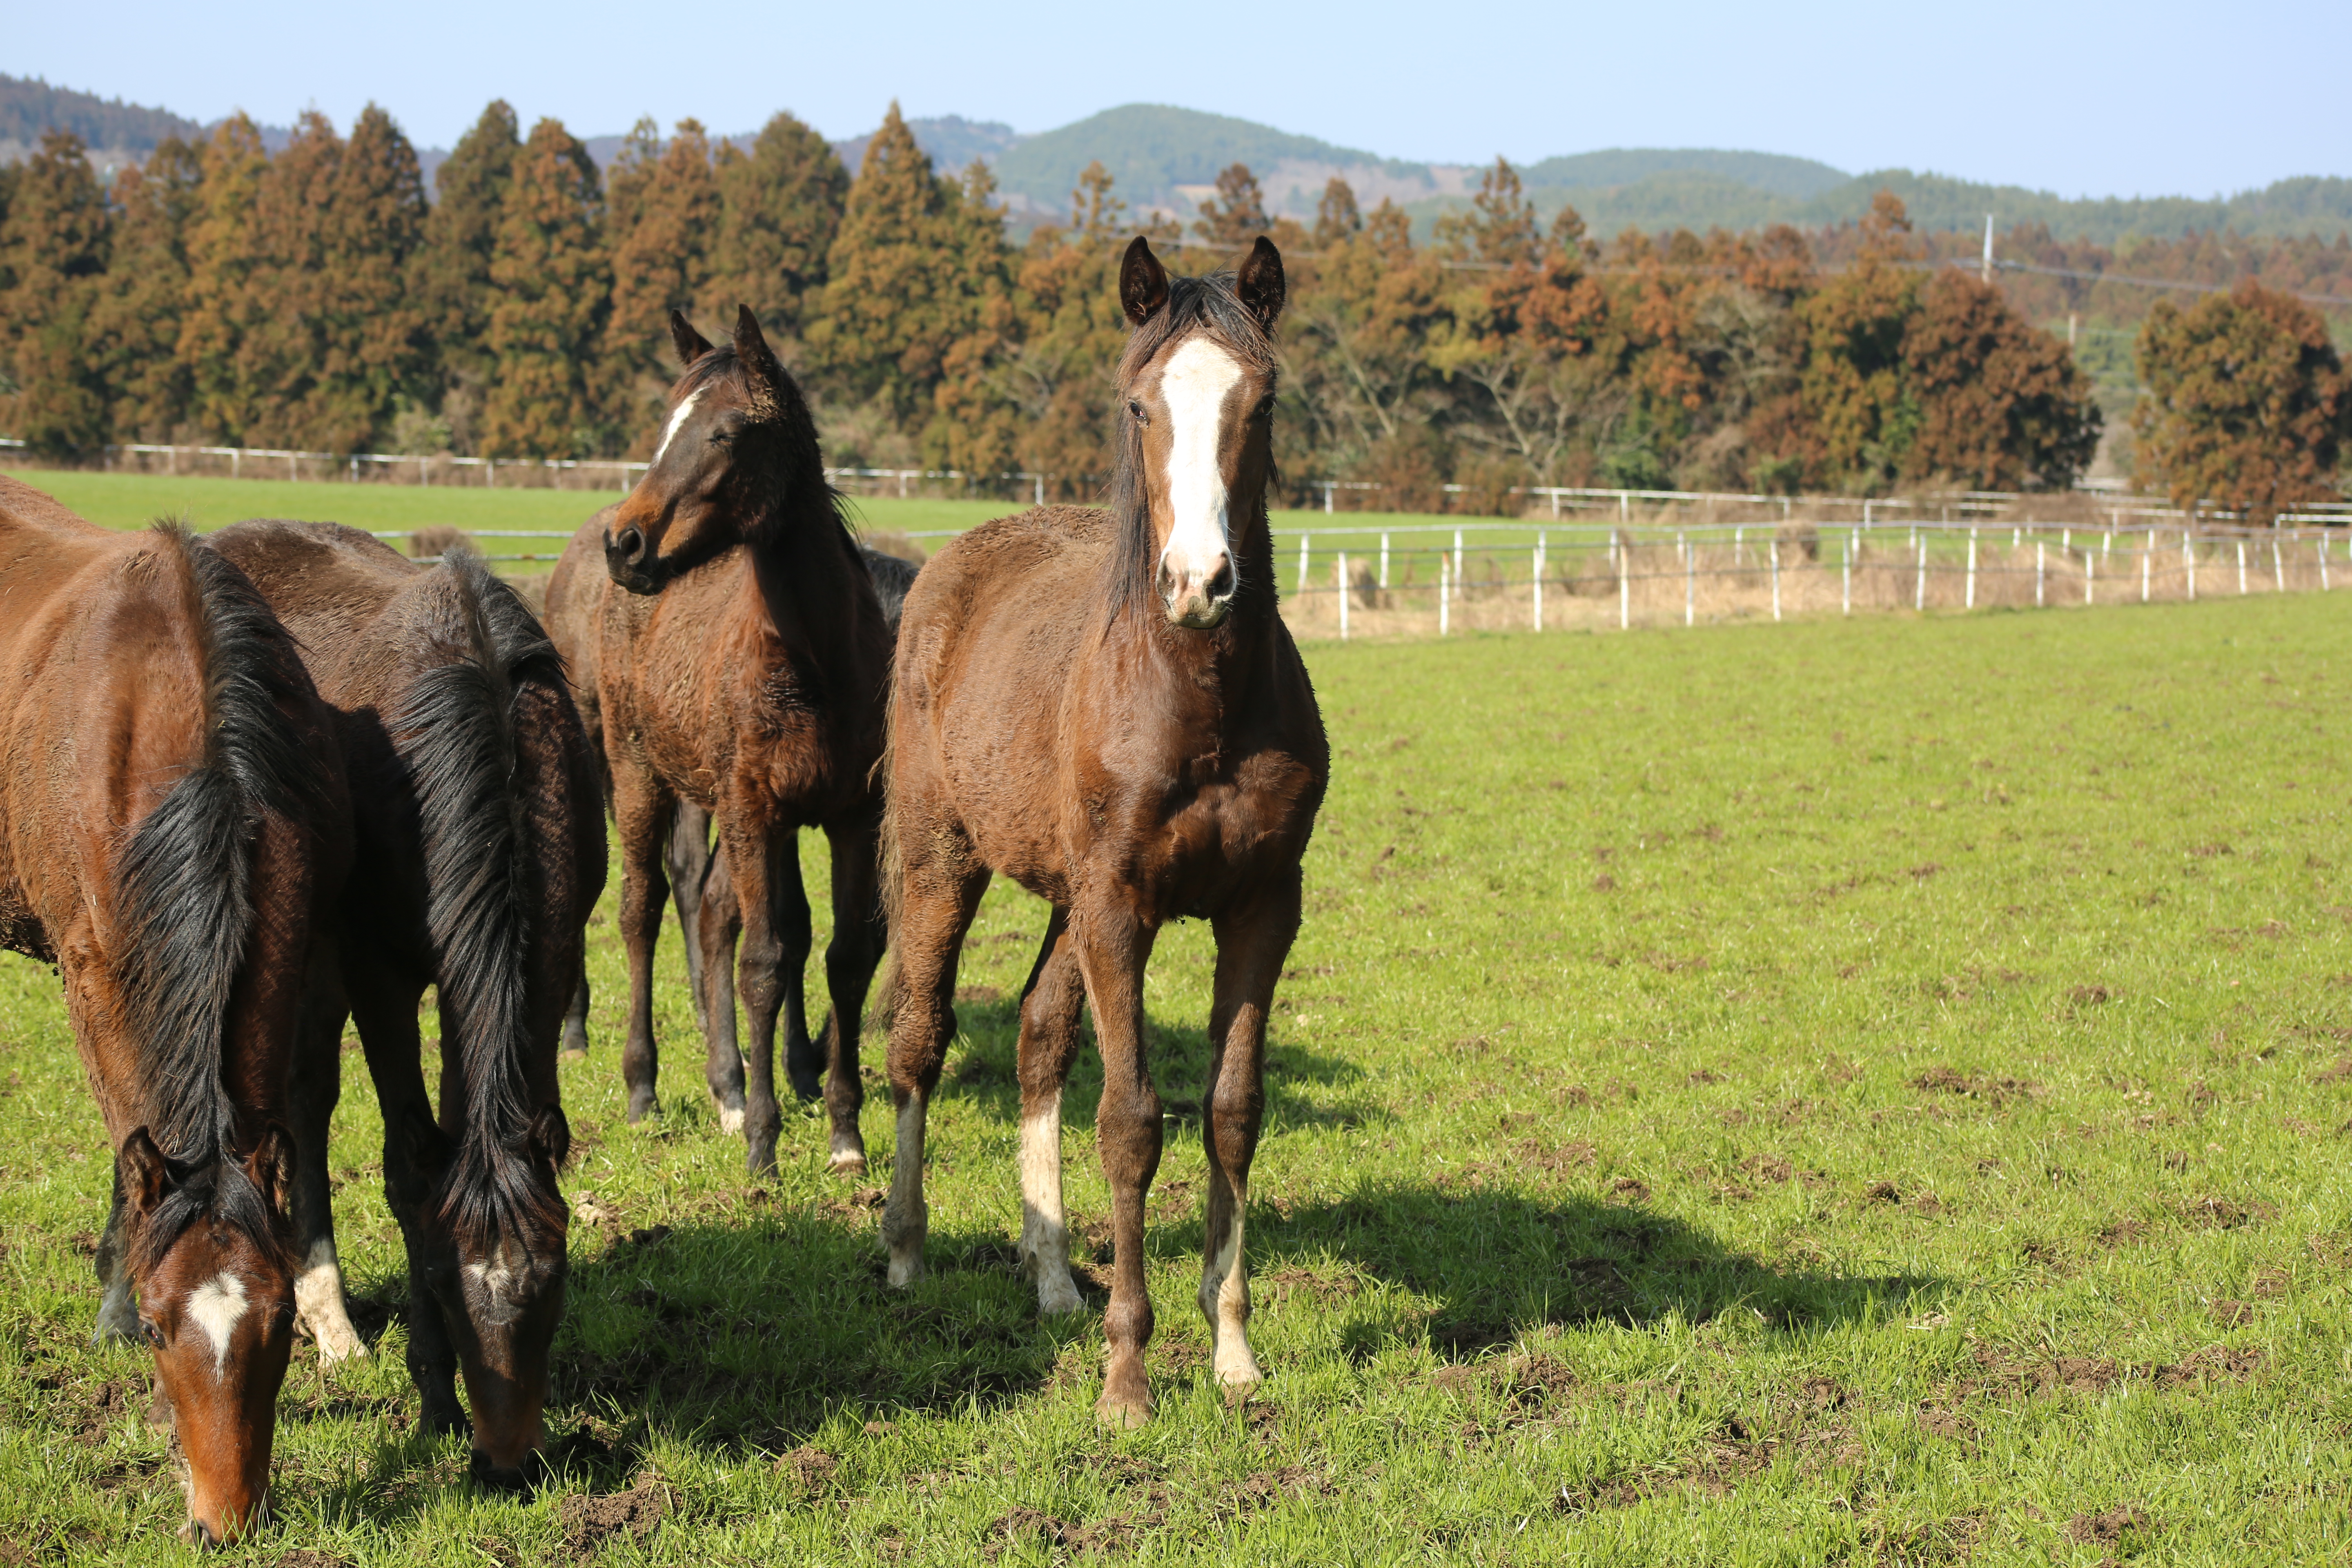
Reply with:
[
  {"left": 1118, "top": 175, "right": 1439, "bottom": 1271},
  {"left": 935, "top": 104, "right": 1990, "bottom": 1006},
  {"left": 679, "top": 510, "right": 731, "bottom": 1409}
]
[
  {"left": 744, "top": 510, "right": 860, "bottom": 685},
  {"left": 1109, "top": 502, "right": 1279, "bottom": 733}
]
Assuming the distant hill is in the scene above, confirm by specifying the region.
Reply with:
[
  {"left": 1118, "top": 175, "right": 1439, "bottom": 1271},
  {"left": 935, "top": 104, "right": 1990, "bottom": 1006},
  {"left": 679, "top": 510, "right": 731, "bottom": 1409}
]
[
  {"left": 0, "top": 73, "right": 200, "bottom": 176},
  {"left": 1523, "top": 148, "right": 1849, "bottom": 200}
]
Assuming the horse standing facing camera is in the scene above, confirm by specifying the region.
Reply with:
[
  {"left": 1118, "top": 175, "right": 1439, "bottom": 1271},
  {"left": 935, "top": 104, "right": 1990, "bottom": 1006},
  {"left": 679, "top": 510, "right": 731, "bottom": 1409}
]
[
  {"left": 880, "top": 236, "right": 1328, "bottom": 1425},
  {"left": 0, "top": 479, "right": 347, "bottom": 1544},
  {"left": 545, "top": 306, "right": 894, "bottom": 1178}
]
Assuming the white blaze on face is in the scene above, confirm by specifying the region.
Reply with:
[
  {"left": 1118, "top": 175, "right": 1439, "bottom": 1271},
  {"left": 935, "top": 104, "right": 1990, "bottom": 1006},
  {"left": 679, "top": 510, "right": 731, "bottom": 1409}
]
[
  {"left": 185, "top": 1272, "right": 249, "bottom": 1375},
  {"left": 652, "top": 388, "right": 706, "bottom": 465},
  {"left": 1157, "top": 337, "right": 1245, "bottom": 615}
]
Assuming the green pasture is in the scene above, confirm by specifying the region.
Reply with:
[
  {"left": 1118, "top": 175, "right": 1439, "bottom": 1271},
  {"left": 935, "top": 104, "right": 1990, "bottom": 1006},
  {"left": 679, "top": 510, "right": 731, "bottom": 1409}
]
[{"left": 5, "top": 584, "right": 2352, "bottom": 1563}]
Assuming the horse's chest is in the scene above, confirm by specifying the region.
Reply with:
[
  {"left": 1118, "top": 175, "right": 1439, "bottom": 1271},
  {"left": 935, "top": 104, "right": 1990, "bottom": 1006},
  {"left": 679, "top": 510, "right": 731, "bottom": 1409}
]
[{"left": 1107, "top": 750, "right": 1320, "bottom": 913}]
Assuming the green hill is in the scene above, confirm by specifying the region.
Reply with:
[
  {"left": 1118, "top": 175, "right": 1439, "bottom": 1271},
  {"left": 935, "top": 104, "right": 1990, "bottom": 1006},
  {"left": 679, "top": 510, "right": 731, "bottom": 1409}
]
[
  {"left": 0, "top": 73, "right": 199, "bottom": 154},
  {"left": 991, "top": 103, "right": 1423, "bottom": 215},
  {"left": 1522, "top": 147, "right": 1849, "bottom": 200}
]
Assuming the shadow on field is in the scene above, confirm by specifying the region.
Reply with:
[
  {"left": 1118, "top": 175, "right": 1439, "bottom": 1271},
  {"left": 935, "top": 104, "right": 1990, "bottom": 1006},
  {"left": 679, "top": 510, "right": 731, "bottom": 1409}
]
[
  {"left": 1246, "top": 1185, "right": 1944, "bottom": 1357},
  {"left": 935, "top": 995, "right": 1382, "bottom": 1134}
]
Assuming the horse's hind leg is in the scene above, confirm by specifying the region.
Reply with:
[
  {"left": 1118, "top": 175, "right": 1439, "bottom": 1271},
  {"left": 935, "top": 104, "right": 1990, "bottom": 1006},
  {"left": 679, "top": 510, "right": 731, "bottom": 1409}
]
[
  {"left": 1197, "top": 874, "right": 1301, "bottom": 1394},
  {"left": 882, "top": 834, "right": 989, "bottom": 1287},
  {"left": 697, "top": 846, "right": 746, "bottom": 1135},
  {"left": 1015, "top": 908, "right": 1087, "bottom": 1315},
  {"left": 665, "top": 803, "right": 715, "bottom": 1039},
  {"left": 771, "top": 835, "right": 818, "bottom": 1104},
  {"left": 715, "top": 811, "right": 805, "bottom": 1177},
  {"left": 815, "top": 812, "right": 886, "bottom": 1174},
  {"left": 559, "top": 962, "right": 590, "bottom": 1061},
  {"left": 287, "top": 950, "right": 367, "bottom": 1364}
]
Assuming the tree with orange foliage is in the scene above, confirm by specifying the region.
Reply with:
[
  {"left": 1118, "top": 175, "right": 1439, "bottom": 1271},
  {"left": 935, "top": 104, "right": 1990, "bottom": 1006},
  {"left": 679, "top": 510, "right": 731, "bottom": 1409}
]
[
  {"left": 1796, "top": 192, "right": 1923, "bottom": 491},
  {"left": 0, "top": 129, "right": 110, "bottom": 455},
  {"left": 2133, "top": 280, "right": 2349, "bottom": 521},
  {"left": 1192, "top": 163, "right": 1269, "bottom": 248},
  {"left": 483, "top": 118, "right": 610, "bottom": 457},
  {"left": 1901, "top": 270, "right": 2099, "bottom": 489},
  {"left": 606, "top": 119, "right": 720, "bottom": 444}
]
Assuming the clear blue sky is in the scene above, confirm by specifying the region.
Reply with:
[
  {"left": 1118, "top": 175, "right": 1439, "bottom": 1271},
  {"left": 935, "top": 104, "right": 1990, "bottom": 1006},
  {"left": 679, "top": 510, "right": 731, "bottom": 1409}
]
[{"left": 9, "top": 0, "right": 2342, "bottom": 197}]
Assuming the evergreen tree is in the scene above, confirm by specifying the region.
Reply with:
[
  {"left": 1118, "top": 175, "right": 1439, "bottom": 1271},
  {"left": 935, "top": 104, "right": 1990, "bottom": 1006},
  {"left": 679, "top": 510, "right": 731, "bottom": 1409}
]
[
  {"left": 179, "top": 114, "right": 270, "bottom": 441},
  {"left": 1436, "top": 158, "right": 1540, "bottom": 267},
  {"left": 483, "top": 116, "right": 610, "bottom": 457},
  {"left": 1192, "top": 163, "right": 1269, "bottom": 248},
  {"left": 414, "top": 100, "right": 519, "bottom": 443},
  {"left": 607, "top": 119, "right": 719, "bottom": 443},
  {"left": 1313, "top": 178, "right": 1361, "bottom": 249},
  {"left": 807, "top": 103, "right": 1007, "bottom": 436},
  {"left": 1900, "top": 270, "right": 2099, "bottom": 489},
  {"left": 705, "top": 111, "right": 847, "bottom": 337},
  {"left": 1795, "top": 192, "right": 1924, "bottom": 490},
  {"left": 0, "top": 129, "right": 111, "bottom": 454},
  {"left": 1000, "top": 162, "right": 1134, "bottom": 498},
  {"left": 86, "top": 137, "right": 201, "bottom": 441},
  {"left": 237, "top": 110, "right": 346, "bottom": 449}
]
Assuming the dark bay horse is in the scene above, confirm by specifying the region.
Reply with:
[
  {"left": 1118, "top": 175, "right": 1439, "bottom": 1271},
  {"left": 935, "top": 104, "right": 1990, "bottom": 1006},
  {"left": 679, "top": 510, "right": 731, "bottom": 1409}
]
[
  {"left": 881, "top": 238, "right": 1328, "bottom": 1424},
  {"left": 212, "top": 520, "right": 604, "bottom": 1488},
  {"left": 545, "top": 306, "right": 894, "bottom": 1178},
  {"left": 0, "top": 479, "right": 345, "bottom": 1542}
]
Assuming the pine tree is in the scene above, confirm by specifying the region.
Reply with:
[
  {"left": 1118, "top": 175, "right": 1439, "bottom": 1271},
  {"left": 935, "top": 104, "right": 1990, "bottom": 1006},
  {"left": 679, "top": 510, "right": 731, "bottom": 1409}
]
[
  {"left": 1192, "top": 163, "right": 1268, "bottom": 249},
  {"left": 414, "top": 100, "right": 519, "bottom": 444},
  {"left": 607, "top": 119, "right": 719, "bottom": 443},
  {"left": 0, "top": 129, "right": 111, "bottom": 454},
  {"left": 1796, "top": 191, "right": 1924, "bottom": 490},
  {"left": 86, "top": 137, "right": 201, "bottom": 441},
  {"left": 1313, "top": 178, "right": 1361, "bottom": 249},
  {"left": 807, "top": 103, "right": 1008, "bottom": 435},
  {"left": 1001, "top": 162, "right": 1134, "bottom": 498},
  {"left": 178, "top": 114, "right": 270, "bottom": 442},
  {"left": 302, "top": 105, "right": 429, "bottom": 450},
  {"left": 1437, "top": 158, "right": 1539, "bottom": 267},
  {"left": 237, "top": 111, "right": 344, "bottom": 448},
  {"left": 483, "top": 117, "right": 610, "bottom": 457},
  {"left": 705, "top": 111, "right": 846, "bottom": 339}
]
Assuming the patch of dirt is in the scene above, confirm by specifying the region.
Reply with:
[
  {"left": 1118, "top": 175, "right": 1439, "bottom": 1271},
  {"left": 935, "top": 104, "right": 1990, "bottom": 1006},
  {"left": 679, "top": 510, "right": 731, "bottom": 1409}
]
[
  {"left": 2095, "top": 1218, "right": 2148, "bottom": 1246},
  {"left": 2174, "top": 1196, "right": 2276, "bottom": 1230},
  {"left": 1910, "top": 1065, "right": 2040, "bottom": 1105},
  {"left": 274, "top": 1552, "right": 353, "bottom": 1568},
  {"left": 1605, "top": 1176, "right": 1651, "bottom": 1203},
  {"left": 1207, "top": 1465, "right": 1332, "bottom": 1523},
  {"left": 1862, "top": 1180, "right": 1902, "bottom": 1205},
  {"left": 557, "top": 1473, "right": 675, "bottom": 1559},
  {"left": 2208, "top": 1298, "right": 2253, "bottom": 1327},
  {"left": 2316, "top": 1058, "right": 2352, "bottom": 1085},
  {"left": 1739, "top": 1154, "right": 1795, "bottom": 1184},
  {"left": 67, "top": 1378, "right": 136, "bottom": 1443},
  {"left": 1513, "top": 1138, "right": 1596, "bottom": 1176},
  {"left": 773, "top": 1446, "right": 837, "bottom": 1497},
  {"left": 1261, "top": 1265, "right": 1359, "bottom": 1305},
  {"left": 2154, "top": 1344, "right": 2263, "bottom": 1387},
  {"left": 2067, "top": 1505, "right": 2155, "bottom": 1547}
]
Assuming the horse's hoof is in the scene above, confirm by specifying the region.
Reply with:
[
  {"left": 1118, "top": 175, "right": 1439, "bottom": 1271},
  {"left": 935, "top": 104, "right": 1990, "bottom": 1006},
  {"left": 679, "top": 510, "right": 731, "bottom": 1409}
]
[
  {"left": 1038, "top": 1276, "right": 1086, "bottom": 1317},
  {"left": 1094, "top": 1392, "right": 1153, "bottom": 1430},
  {"left": 625, "top": 1090, "right": 656, "bottom": 1124},
  {"left": 885, "top": 1252, "right": 925, "bottom": 1290},
  {"left": 558, "top": 1047, "right": 588, "bottom": 1065},
  {"left": 716, "top": 1104, "right": 745, "bottom": 1137},
  {"left": 312, "top": 1330, "right": 369, "bottom": 1368},
  {"left": 828, "top": 1138, "right": 867, "bottom": 1175}
]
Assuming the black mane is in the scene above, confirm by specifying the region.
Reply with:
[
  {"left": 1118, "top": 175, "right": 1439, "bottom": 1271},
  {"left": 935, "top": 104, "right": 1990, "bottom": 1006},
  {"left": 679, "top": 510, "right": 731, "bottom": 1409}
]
[
  {"left": 115, "top": 525, "right": 321, "bottom": 1272},
  {"left": 1106, "top": 267, "right": 1279, "bottom": 621},
  {"left": 393, "top": 549, "right": 570, "bottom": 1247}
]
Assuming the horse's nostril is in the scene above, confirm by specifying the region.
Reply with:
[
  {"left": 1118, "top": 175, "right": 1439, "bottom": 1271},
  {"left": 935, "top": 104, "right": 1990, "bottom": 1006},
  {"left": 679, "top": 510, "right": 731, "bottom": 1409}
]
[
  {"left": 1207, "top": 558, "right": 1236, "bottom": 599},
  {"left": 616, "top": 528, "right": 645, "bottom": 565}
]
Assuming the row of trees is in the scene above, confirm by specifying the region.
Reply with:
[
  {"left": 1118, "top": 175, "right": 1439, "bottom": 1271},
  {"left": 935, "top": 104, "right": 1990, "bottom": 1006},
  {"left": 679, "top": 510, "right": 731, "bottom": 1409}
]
[{"left": 1, "top": 101, "right": 2344, "bottom": 517}]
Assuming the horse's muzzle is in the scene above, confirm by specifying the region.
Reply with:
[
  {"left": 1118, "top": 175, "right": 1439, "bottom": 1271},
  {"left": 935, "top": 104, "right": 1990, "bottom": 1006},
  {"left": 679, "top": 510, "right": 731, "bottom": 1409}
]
[
  {"left": 1159, "top": 555, "right": 1235, "bottom": 629},
  {"left": 604, "top": 526, "right": 664, "bottom": 595},
  {"left": 470, "top": 1446, "right": 550, "bottom": 1494}
]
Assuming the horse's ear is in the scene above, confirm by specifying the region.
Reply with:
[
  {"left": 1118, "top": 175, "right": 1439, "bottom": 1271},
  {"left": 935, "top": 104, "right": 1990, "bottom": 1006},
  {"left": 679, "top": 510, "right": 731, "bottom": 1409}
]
[
  {"left": 669, "top": 308, "right": 713, "bottom": 370},
  {"left": 243, "top": 1123, "right": 295, "bottom": 1215},
  {"left": 733, "top": 304, "right": 784, "bottom": 415},
  {"left": 1236, "top": 236, "right": 1285, "bottom": 332},
  {"left": 1120, "top": 235, "right": 1169, "bottom": 325},
  {"left": 529, "top": 1103, "right": 571, "bottom": 1171},
  {"left": 120, "top": 1127, "right": 172, "bottom": 1216}
]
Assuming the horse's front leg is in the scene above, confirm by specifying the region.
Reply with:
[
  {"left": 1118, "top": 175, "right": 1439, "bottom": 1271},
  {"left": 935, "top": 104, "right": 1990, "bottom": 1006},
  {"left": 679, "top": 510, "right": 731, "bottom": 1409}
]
[
  {"left": 664, "top": 802, "right": 716, "bottom": 1039},
  {"left": 815, "top": 812, "right": 885, "bottom": 1173},
  {"left": 696, "top": 844, "right": 745, "bottom": 1134},
  {"left": 1071, "top": 901, "right": 1163, "bottom": 1426},
  {"left": 1199, "top": 873, "right": 1301, "bottom": 1394},
  {"left": 608, "top": 766, "right": 673, "bottom": 1124},
  {"left": 1015, "top": 907, "right": 1087, "bottom": 1315},
  {"left": 880, "top": 829, "right": 989, "bottom": 1287}
]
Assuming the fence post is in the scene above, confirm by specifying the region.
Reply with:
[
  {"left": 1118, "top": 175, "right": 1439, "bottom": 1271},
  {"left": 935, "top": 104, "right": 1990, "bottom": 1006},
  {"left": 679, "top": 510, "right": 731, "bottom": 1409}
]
[
  {"left": 2185, "top": 531, "right": 2196, "bottom": 600},
  {"left": 1380, "top": 532, "right": 1390, "bottom": 590},
  {"left": 1683, "top": 532, "right": 1694, "bottom": 627},
  {"left": 1967, "top": 528, "right": 1977, "bottom": 609},
  {"left": 1036, "top": 472, "right": 1045, "bottom": 507},
  {"left": 486, "top": 457, "right": 494, "bottom": 489},
  {"left": 2085, "top": 551, "right": 2094, "bottom": 607},
  {"left": 1915, "top": 536, "right": 1927, "bottom": 612},
  {"left": 2236, "top": 538, "right": 2247, "bottom": 595},
  {"left": 1532, "top": 534, "right": 1544, "bottom": 632},
  {"left": 2036, "top": 541, "right": 2045, "bottom": 607},
  {"left": 1733, "top": 524, "right": 1743, "bottom": 568},
  {"left": 1844, "top": 528, "right": 1855, "bottom": 615},
  {"left": 1618, "top": 491, "right": 1629, "bottom": 524},
  {"left": 1453, "top": 530, "right": 1465, "bottom": 599},
  {"left": 2322, "top": 532, "right": 2332, "bottom": 592},
  {"left": 1439, "top": 555, "right": 1449, "bottom": 637},
  {"left": 1619, "top": 543, "right": 1630, "bottom": 632},
  {"left": 1297, "top": 532, "right": 1310, "bottom": 595},
  {"left": 2142, "top": 532, "right": 2152, "bottom": 602},
  {"left": 1770, "top": 539, "right": 1781, "bottom": 621},
  {"left": 2272, "top": 537, "right": 2284, "bottom": 591},
  {"left": 1337, "top": 553, "right": 1349, "bottom": 641},
  {"left": 1323, "top": 481, "right": 1333, "bottom": 516},
  {"left": 287, "top": 452, "right": 296, "bottom": 481}
]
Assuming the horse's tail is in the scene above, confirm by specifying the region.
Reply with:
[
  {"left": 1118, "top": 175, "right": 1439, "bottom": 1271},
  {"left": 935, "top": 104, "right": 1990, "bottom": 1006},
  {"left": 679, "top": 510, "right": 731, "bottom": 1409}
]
[
  {"left": 394, "top": 547, "right": 567, "bottom": 1243},
  {"left": 114, "top": 524, "right": 320, "bottom": 1270}
]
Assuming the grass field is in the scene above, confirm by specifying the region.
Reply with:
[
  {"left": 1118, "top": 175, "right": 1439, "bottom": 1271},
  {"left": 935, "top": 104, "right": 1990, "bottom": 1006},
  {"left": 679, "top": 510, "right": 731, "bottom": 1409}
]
[{"left": 5, "top": 575, "right": 2352, "bottom": 1562}]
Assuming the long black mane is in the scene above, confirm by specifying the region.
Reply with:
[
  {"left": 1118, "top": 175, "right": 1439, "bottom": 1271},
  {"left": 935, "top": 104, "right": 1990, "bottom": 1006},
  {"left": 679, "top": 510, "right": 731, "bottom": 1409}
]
[
  {"left": 1105, "top": 267, "right": 1279, "bottom": 621},
  {"left": 393, "top": 550, "right": 570, "bottom": 1247},
  {"left": 115, "top": 525, "right": 320, "bottom": 1272}
]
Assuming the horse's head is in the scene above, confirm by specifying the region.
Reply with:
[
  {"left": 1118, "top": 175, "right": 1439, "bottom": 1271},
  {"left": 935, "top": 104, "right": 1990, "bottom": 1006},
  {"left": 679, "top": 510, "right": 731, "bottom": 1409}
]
[
  {"left": 118, "top": 1125, "right": 298, "bottom": 1546},
  {"left": 604, "top": 306, "right": 820, "bottom": 595},
  {"left": 1115, "top": 235, "right": 1286, "bottom": 630},
  {"left": 406, "top": 1102, "right": 571, "bottom": 1490}
]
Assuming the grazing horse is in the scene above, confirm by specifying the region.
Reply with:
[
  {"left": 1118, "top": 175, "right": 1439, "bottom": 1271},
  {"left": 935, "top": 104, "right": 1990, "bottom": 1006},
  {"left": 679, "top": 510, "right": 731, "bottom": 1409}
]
[
  {"left": 881, "top": 238, "right": 1328, "bottom": 1424},
  {"left": 0, "top": 479, "right": 344, "bottom": 1542},
  {"left": 544, "top": 306, "right": 894, "bottom": 1177},
  {"left": 212, "top": 520, "right": 605, "bottom": 1489}
]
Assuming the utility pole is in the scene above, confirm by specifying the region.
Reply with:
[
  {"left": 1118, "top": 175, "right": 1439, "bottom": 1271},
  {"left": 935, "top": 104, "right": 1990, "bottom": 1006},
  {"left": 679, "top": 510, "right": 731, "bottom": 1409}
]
[{"left": 1981, "top": 214, "right": 1994, "bottom": 284}]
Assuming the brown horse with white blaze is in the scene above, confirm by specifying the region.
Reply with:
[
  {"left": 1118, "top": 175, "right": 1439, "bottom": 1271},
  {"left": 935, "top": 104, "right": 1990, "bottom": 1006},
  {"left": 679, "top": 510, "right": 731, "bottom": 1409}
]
[
  {"left": 0, "top": 479, "right": 345, "bottom": 1543},
  {"left": 882, "top": 238, "right": 1327, "bottom": 1424},
  {"left": 545, "top": 306, "right": 893, "bottom": 1177},
  {"left": 211, "top": 519, "right": 605, "bottom": 1489}
]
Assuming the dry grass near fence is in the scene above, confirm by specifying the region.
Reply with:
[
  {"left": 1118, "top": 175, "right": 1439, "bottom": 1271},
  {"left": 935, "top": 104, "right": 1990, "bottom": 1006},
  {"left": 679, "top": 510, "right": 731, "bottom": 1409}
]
[{"left": 1278, "top": 532, "right": 2342, "bottom": 641}]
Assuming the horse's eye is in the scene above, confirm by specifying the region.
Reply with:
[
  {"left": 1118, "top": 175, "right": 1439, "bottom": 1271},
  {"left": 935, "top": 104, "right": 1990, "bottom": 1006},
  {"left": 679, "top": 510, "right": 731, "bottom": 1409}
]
[
  {"left": 140, "top": 1320, "right": 165, "bottom": 1348},
  {"left": 1128, "top": 400, "right": 1148, "bottom": 425},
  {"left": 708, "top": 430, "right": 733, "bottom": 447}
]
